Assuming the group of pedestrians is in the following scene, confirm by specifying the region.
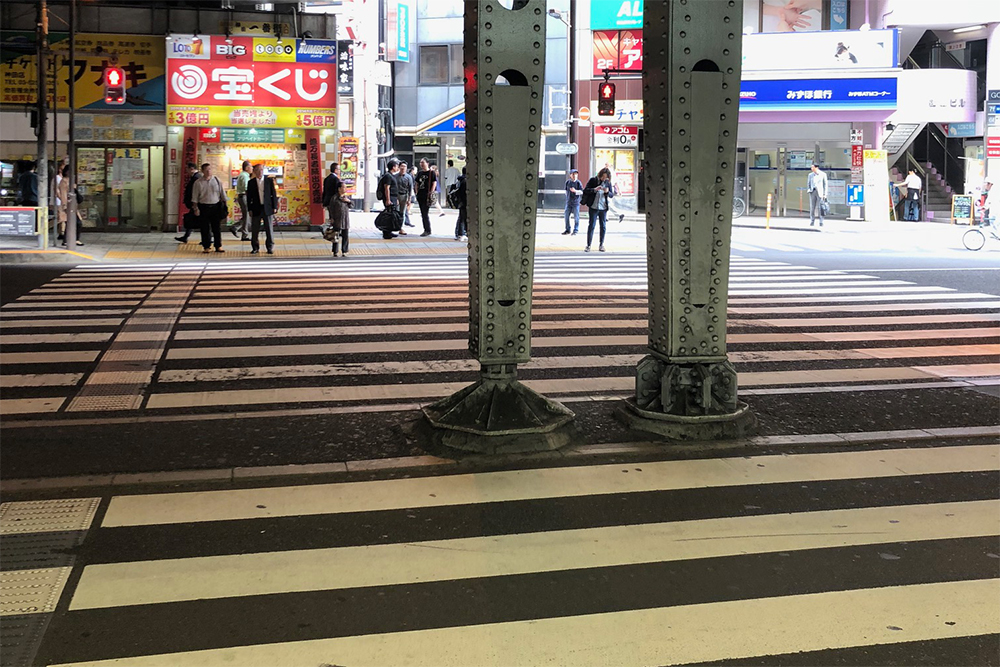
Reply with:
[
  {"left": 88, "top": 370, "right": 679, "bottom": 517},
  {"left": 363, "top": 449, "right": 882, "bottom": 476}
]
[
  {"left": 562, "top": 168, "right": 622, "bottom": 252},
  {"left": 15, "top": 159, "right": 85, "bottom": 247},
  {"left": 176, "top": 160, "right": 278, "bottom": 254},
  {"left": 376, "top": 158, "right": 467, "bottom": 241}
]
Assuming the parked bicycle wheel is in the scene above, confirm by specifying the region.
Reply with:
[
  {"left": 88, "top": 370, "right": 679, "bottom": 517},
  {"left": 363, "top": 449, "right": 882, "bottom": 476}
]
[
  {"left": 963, "top": 228, "right": 986, "bottom": 251},
  {"left": 732, "top": 197, "right": 746, "bottom": 219}
]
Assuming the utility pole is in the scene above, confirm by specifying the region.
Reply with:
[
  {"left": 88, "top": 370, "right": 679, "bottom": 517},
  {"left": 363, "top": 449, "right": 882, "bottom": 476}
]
[
  {"left": 35, "top": 0, "right": 49, "bottom": 231},
  {"left": 66, "top": 0, "right": 77, "bottom": 247}
]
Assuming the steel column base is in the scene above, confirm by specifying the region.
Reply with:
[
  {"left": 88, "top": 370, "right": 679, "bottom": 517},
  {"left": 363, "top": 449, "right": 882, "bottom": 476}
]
[
  {"left": 422, "top": 379, "right": 575, "bottom": 454},
  {"left": 616, "top": 397, "right": 755, "bottom": 442}
]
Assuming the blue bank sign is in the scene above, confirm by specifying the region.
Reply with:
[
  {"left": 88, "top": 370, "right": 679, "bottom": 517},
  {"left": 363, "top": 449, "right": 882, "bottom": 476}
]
[
  {"left": 591, "top": 0, "right": 643, "bottom": 30},
  {"left": 427, "top": 112, "right": 466, "bottom": 133},
  {"left": 740, "top": 78, "right": 898, "bottom": 111}
]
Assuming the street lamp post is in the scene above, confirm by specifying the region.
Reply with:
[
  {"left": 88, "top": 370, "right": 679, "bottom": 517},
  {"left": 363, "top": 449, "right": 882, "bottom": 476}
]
[{"left": 547, "top": 6, "right": 575, "bottom": 169}]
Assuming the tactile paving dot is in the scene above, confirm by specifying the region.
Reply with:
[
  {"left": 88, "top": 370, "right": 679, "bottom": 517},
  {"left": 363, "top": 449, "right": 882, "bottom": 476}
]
[
  {"left": 65, "top": 394, "right": 143, "bottom": 412},
  {"left": 0, "top": 568, "right": 72, "bottom": 616},
  {"left": 0, "top": 498, "right": 100, "bottom": 535},
  {"left": 0, "top": 613, "right": 52, "bottom": 667}
]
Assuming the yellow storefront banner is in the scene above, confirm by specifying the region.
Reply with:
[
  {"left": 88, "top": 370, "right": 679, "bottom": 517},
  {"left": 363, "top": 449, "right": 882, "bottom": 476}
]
[
  {"left": 168, "top": 105, "right": 336, "bottom": 129},
  {"left": 0, "top": 31, "right": 165, "bottom": 109}
]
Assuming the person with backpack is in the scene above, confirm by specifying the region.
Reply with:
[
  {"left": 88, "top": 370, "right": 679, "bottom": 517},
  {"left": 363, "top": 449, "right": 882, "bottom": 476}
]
[
  {"left": 175, "top": 163, "right": 201, "bottom": 243},
  {"left": 414, "top": 158, "right": 437, "bottom": 237},
  {"left": 454, "top": 167, "right": 468, "bottom": 241},
  {"left": 583, "top": 167, "right": 614, "bottom": 252},
  {"left": 375, "top": 159, "right": 403, "bottom": 239}
]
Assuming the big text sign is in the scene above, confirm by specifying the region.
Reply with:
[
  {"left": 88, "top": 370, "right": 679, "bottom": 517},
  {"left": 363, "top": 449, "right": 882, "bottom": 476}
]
[{"left": 167, "top": 35, "right": 336, "bottom": 128}]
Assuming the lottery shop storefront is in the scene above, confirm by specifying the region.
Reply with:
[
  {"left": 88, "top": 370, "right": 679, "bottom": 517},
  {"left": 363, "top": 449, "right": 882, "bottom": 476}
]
[{"left": 166, "top": 34, "right": 335, "bottom": 230}]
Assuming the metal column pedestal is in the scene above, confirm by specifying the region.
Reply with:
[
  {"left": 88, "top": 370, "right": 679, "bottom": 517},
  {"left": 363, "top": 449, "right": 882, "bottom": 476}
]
[
  {"left": 617, "top": 0, "right": 754, "bottom": 441},
  {"left": 422, "top": 0, "right": 576, "bottom": 454}
]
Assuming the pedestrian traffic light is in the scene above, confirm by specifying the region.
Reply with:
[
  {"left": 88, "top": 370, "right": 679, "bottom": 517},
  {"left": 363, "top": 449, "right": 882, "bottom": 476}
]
[
  {"left": 104, "top": 66, "right": 126, "bottom": 105},
  {"left": 598, "top": 81, "right": 616, "bottom": 116}
]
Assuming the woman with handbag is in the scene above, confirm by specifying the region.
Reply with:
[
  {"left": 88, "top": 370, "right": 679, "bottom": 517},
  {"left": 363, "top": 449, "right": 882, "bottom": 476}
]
[
  {"left": 56, "top": 165, "right": 84, "bottom": 246},
  {"left": 191, "top": 162, "right": 229, "bottom": 253},
  {"left": 325, "top": 182, "right": 351, "bottom": 257}
]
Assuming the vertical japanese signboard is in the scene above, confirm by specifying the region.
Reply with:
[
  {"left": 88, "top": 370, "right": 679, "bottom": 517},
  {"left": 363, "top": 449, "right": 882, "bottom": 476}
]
[
  {"left": 338, "top": 136, "right": 359, "bottom": 195},
  {"left": 166, "top": 35, "right": 336, "bottom": 128},
  {"left": 385, "top": 1, "right": 410, "bottom": 63},
  {"left": 1, "top": 31, "right": 165, "bottom": 109},
  {"left": 863, "top": 149, "right": 890, "bottom": 223}
]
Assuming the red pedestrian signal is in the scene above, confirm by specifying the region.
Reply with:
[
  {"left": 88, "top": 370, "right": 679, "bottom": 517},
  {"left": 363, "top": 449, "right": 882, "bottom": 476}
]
[
  {"left": 104, "top": 66, "right": 126, "bottom": 105},
  {"left": 598, "top": 81, "right": 616, "bottom": 116}
]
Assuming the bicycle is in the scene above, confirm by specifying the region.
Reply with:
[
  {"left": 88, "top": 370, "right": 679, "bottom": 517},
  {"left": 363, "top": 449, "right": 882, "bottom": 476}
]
[
  {"left": 732, "top": 196, "right": 746, "bottom": 219},
  {"left": 963, "top": 220, "right": 999, "bottom": 251}
]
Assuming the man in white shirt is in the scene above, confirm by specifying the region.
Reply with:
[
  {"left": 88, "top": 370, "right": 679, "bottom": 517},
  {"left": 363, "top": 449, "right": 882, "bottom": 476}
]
[
  {"left": 443, "top": 160, "right": 460, "bottom": 207},
  {"left": 191, "top": 162, "right": 229, "bottom": 253},
  {"left": 903, "top": 169, "right": 922, "bottom": 221},
  {"left": 807, "top": 164, "right": 828, "bottom": 227}
]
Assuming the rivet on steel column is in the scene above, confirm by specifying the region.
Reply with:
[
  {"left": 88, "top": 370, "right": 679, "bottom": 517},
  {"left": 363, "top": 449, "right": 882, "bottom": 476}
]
[
  {"left": 421, "top": 0, "right": 575, "bottom": 454},
  {"left": 618, "top": 0, "right": 756, "bottom": 440}
]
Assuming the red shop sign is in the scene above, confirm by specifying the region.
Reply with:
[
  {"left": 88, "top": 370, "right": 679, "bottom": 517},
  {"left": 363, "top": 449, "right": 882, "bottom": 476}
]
[
  {"left": 167, "top": 60, "right": 336, "bottom": 109},
  {"left": 593, "top": 29, "right": 643, "bottom": 76}
]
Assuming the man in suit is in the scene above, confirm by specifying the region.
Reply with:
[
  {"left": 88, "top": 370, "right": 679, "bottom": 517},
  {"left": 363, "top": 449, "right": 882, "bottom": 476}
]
[{"left": 246, "top": 163, "right": 278, "bottom": 254}]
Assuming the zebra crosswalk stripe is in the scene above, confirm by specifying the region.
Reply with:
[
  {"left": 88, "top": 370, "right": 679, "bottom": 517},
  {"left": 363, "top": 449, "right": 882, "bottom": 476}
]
[
  {"left": 1, "top": 255, "right": 998, "bottom": 417},
  {"left": 32, "top": 443, "right": 1000, "bottom": 666}
]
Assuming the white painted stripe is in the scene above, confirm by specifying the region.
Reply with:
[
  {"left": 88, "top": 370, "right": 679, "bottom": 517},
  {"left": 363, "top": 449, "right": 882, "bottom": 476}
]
[
  {"left": 163, "top": 327, "right": 999, "bottom": 361},
  {"left": 50, "top": 581, "right": 1000, "bottom": 666},
  {"left": 0, "top": 374, "right": 84, "bottom": 388},
  {"left": 0, "top": 319, "right": 125, "bottom": 328},
  {"left": 0, "top": 310, "right": 133, "bottom": 317},
  {"left": 70, "top": 500, "right": 999, "bottom": 610},
  {"left": 0, "top": 333, "right": 114, "bottom": 344},
  {"left": 1, "top": 301, "right": 143, "bottom": 309},
  {"left": 0, "top": 397, "right": 65, "bottom": 415},
  {"left": 100, "top": 444, "right": 999, "bottom": 527}
]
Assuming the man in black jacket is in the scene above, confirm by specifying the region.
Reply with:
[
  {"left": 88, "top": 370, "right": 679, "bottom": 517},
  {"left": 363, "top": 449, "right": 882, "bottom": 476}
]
[
  {"left": 175, "top": 163, "right": 201, "bottom": 243},
  {"left": 245, "top": 164, "right": 279, "bottom": 254},
  {"left": 321, "top": 163, "right": 342, "bottom": 225}
]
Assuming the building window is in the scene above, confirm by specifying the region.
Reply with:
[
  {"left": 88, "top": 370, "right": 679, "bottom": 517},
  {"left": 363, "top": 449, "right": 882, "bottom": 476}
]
[
  {"left": 420, "top": 45, "right": 450, "bottom": 84},
  {"left": 420, "top": 44, "right": 464, "bottom": 85},
  {"left": 449, "top": 45, "right": 464, "bottom": 84}
]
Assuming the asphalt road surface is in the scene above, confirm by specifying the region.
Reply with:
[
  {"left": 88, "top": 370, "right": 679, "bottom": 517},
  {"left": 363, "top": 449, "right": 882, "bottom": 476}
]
[{"left": 1, "top": 236, "right": 998, "bottom": 666}]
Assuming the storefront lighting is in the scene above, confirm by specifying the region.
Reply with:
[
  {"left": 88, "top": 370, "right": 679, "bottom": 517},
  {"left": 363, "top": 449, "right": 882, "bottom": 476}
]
[
  {"left": 952, "top": 25, "right": 985, "bottom": 34},
  {"left": 165, "top": 33, "right": 173, "bottom": 41}
]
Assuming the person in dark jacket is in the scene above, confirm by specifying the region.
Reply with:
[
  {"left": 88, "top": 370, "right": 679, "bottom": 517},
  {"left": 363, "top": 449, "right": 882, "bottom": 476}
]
[
  {"left": 175, "top": 163, "right": 201, "bottom": 243},
  {"left": 583, "top": 167, "right": 614, "bottom": 252},
  {"left": 321, "top": 162, "right": 342, "bottom": 222},
  {"left": 17, "top": 161, "right": 39, "bottom": 207},
  {"left": 245, "top": 164, "right": 278, "bottom": 254},
  {"left": 454, "top": 167, "right": 468, "bottom": 241},
  {"left": 414, "top": 158, "right": 437, "bottom": 237}
]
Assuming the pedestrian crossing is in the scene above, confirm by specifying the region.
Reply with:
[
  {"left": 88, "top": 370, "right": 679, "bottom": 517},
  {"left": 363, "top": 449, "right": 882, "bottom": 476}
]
[
  {"left": 1, "top": 254, "right": 998, "bottom": 419},
  {"left": 7, "top": 442, "right": 999, "bottom": 665},
  {"left": 729, "top": 226, "right": 982, "bottom": 255}
]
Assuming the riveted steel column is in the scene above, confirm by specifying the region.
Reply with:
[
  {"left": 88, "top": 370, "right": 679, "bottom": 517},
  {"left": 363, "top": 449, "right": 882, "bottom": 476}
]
[
  {"left": 619, "top": 0, "right": 754, "bottom": 440},
  {"left": 421, "top": 0, "right": 575, "bottom": 454}
]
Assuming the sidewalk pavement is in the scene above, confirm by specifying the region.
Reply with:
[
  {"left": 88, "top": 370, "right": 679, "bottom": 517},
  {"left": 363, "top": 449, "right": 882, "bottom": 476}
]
[{"left": 0, "top": 211, "right": 970, "bottom": 262}]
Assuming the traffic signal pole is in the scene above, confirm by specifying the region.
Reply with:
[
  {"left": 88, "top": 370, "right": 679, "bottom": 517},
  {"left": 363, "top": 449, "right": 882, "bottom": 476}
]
[
  {"left": 617, "top": 0, "right": 754, "bottom": 440},
  {"left": 35, "top": 0, "right": 49, "bottom": 240},
  {"left": 66, "top": 0, "right": 77, "bottom": 248}
]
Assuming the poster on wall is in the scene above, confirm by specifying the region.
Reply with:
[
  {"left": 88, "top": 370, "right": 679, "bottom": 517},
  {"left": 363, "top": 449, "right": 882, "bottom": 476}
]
[
  {"left": 166, "top": 34, "right": 336, "bottom": 128},
  {"left": 760, "top": 0, "right": 825, "bottom": 33},
  {"left": 743, "top": 29, "right": 898, "bottom": 71},
  {"left": 1, "top": 31, "right": 165, "bottom": 109},
  {"left": 338, "top": 136, "right": 359, "bottom": 195},
  {"left": 863, "top": 149, "right": 890, "bottom": 223}
]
